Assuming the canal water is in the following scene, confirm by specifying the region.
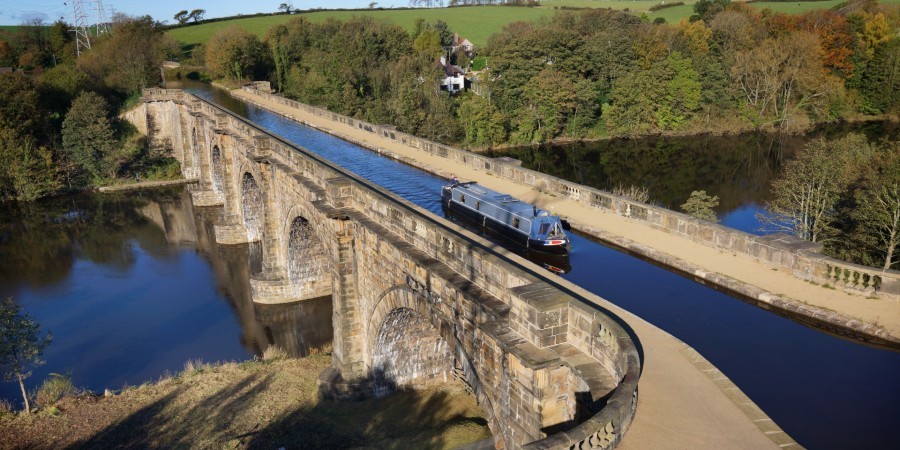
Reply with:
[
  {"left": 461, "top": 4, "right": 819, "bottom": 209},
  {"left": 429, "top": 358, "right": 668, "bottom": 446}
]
[{"left": 0, "top": 80, "right": 896, "bottom": 449}]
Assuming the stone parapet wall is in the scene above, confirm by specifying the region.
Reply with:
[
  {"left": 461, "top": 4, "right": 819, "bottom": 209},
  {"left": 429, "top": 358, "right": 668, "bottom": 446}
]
[
  {"left": 138, "top": 88, "right": 642, "bottom": 448},
  {"left": 240, "top": 86, "right": 900, "bottom": 300}
]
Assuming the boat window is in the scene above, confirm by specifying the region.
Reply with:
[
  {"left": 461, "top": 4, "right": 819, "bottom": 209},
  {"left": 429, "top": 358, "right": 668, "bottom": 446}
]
[
  {"left": 459, "top": 194, "right": 466, "bottom": 203},
  {"left": 513, "top": 217, "right": 520, "bottom": 228},
  {"left": 475, "top": 201, "right": 480, "bottom": 211},
  {"left": 539, "top": 223, "right": 551, "bottom": 234}
]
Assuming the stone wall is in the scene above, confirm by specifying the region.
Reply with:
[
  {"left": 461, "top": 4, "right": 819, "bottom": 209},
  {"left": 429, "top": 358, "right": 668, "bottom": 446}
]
[
  {"left": 134, "top": 88, "right": 642, "bottom": 449},
  {"left": 241, "top": 86, "right": 900, "bottom": 301}
]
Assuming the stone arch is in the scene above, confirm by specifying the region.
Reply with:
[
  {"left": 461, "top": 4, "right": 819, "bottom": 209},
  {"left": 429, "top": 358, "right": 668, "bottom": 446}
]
[
  {"left": 371, "top": 307, "right": 453, "bottom": 397},
  {"left": 366, "top": 286, "right": 504, "bottom": 441},
  {"left": 210, "top": 144, "right": 224, "bottom": 195},
  {"left": 368, "top": 288, "right": 454, "bottom": 398},
  {"left": 241, "top": 171, "right": 263, "bottom": 242},
  {"left": 286, "top": 215, "right": 328, "bottom": 294}
]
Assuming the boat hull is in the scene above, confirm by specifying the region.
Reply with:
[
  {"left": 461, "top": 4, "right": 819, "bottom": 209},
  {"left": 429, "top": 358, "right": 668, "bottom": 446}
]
[{"left": 442, "top": 194, "right": 569, "bottom": 255}]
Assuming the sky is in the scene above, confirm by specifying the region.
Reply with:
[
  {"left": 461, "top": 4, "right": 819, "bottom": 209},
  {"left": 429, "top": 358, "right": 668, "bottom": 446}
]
[{"left": 0, "top": 0, "right": 405, "bottom": 26}]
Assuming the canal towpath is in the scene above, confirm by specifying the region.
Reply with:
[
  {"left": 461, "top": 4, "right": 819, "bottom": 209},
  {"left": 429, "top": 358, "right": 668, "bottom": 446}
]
[{"left": 229, "top": 88, "right": 802, "bottom": 448}]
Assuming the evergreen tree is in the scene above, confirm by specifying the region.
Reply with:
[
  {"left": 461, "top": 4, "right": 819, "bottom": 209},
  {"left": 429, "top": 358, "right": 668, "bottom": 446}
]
[{"left": 62, "top": 92, "right": 118, "bottom": 183}]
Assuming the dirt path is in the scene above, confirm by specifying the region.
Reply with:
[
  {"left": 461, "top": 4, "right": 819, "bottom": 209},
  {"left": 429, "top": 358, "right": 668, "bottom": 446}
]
[
  {"left": 233, "top": 88, "right": 900, "bottom": 343},
  {"left": 231, "top": 89, "right": 805, "bottom": 449}
]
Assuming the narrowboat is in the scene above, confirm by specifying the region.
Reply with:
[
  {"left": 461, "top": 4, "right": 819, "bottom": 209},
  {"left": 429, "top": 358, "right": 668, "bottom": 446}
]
[{"left": 441, "top": 181, "right": 570, "bottom": 254}]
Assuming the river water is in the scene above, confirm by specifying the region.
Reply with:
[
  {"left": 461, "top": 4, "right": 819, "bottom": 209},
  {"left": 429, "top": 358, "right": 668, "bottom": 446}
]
[
  {"left": 0, "top": 188, "right": 332, "bottom": 404},
  {"left": 487, "top": 121, "right": 897, "bottom": 234},
  {"left": 1, "top": 80, "right": 897, "bottom": 449}
]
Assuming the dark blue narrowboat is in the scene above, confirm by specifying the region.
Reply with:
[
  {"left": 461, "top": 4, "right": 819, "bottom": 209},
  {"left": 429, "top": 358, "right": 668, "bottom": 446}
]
[{"left": 441, "top": 181, "right": 570, "bottom": 254}]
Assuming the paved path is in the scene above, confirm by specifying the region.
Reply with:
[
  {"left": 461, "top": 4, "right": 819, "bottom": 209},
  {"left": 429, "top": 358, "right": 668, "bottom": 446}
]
[{"left": 229, "top": 89, "right": 809, "bottom": 448}]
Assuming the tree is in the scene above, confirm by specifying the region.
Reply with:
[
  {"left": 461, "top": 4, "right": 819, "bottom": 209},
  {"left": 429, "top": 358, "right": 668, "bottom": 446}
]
[
  {"left": 188, "top": 9, "right": 206, "bottom": 23},
  {"left": 852, "top": 148, "right": 900, "bottom": 269},
  {"left": 76, "top": 15, "right": 179, "bottom": 95},
  {"left": 206, "top": 26, "right": 268, "bottom": 81},
  {"left": 174, "top": 10, "right": 190, "bottom": 25},
  {"left": 0, "top": 128, "right": 60, "bottom": 201},
  {"left": 279, "top": 3, "right": 293, "bottom": 14},
  {"left": 760, "top": 134, "right": 873, "bottom": 243},
  {"left": 731, "top": 32, "right": 840, "bottom": 126},
  {"left": 858, "top": 37, "right": 899, "bottom": 115},
  {"left": 457, "top": 94, "right": 506, "bottom": 147},
  {"left": 62, "top": 92, "right": 119, "bottom": 183},
  {"left": 0, "top": 297, "right": 52, "bottom": 414},
  {"left": 694, "top": 0, "right": 730, "bottom": 22},
  {"left": 681, "top": 190, "right": 719, "bottom": 222}
]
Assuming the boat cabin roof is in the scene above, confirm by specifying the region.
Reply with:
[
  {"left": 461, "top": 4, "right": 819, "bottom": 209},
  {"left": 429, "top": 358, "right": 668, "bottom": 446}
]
[{"left": 450, "top": 182, "right": 554, "bottom": 219}]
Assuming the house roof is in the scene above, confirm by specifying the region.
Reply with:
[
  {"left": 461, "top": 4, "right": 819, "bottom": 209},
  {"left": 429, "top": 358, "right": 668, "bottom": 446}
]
[{"left": 436, "top": 58, "right": 465, "bottom": 77}]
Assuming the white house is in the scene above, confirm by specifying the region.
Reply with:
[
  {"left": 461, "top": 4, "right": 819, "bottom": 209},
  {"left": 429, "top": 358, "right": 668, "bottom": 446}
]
[{"left": 438, "top": 56, "right": 466, "bottom": 95}]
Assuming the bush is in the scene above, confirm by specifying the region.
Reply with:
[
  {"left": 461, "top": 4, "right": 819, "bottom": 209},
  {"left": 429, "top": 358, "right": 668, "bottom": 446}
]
[
  {"left": 35, "top": 373, "right": 77, "bottom": 407},
  {"left": 141, "top": 156, "right": 182, "bottom": 181},
  {"left": 611, "top": 184, "right": 651, "bottom": 203},
  {"left": 681, "top": 190, "right": 719, "bottom": 222},
  {"left": 0, "top": 398, "right": 14, "bottom": 417},
  {"left": 649, "top": 1, "right": 685, "bottom": 12},
  {"left": 262, "top": 345, "right": 288, "bottom": 361}
]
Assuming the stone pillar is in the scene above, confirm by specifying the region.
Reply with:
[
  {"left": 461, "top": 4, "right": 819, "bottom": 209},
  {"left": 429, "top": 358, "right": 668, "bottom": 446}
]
[
  {"left": 189, "top": 115, "right": 225, "bottom": 207},
  {"left": 213, "top": 134, "right": 250, "bottom": 244},
  {"left": 256, "top": 159, "right": 284, "bottom": 277},
  {"left": 329, "top": 220, "right": 367, "bottom": 379},
  {"left": 249, "top": 156, "right": 297, "bottom": 304}
]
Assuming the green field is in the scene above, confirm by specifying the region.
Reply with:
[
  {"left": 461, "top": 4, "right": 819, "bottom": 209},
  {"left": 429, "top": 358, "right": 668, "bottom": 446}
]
[
  {"left": 166, "top": 0, "right": 898, "bottom": 48},
  {"left": 167, "top": 6, "right": 556, "bottom": 49}
]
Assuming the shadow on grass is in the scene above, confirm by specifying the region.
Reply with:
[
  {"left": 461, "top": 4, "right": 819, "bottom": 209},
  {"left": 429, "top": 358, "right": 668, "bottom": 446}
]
[
  {"left": 66, "top": 371, "right": 276, "bottom": 449},
  {"left": 62, "top": 369, "right": 489, "bottom": 449},
  {"left": 244, "top": 389, "right": 489, "bottom": 449}
]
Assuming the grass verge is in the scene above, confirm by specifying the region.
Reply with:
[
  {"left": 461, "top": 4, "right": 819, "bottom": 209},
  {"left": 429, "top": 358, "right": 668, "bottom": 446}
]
[{"left": 0, "top": 354, "right": 490, "bottom": 449}]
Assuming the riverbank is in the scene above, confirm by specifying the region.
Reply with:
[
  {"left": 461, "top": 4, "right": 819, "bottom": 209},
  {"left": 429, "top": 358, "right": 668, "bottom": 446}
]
[
  {"left": 232, "top": 87, "right": 900, "bottom": 346},
  {"left": 0, "top": 353, "right": 490, "bottom": 449},
  {"left": 467, "top": 113, "right": 896, "bottom": 153},
  {"left": 97, "top": 178, "right": 198, "bottom": 193}
]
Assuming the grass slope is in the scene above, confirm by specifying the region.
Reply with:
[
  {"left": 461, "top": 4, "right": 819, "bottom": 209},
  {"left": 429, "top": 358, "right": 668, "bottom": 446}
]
[
  {"left": 0, "top": 354, "right": 491, "bottom": 449},
  {"left": 167, "top": 6, "right": 556, "bottom": 49},
  {"left": 166, "top": 0, "right": 899, "bottom": 48}
]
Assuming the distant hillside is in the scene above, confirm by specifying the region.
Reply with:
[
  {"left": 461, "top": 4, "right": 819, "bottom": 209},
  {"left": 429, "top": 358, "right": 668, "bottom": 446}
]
[
  {"left": 165, "top": 0, "right": 877, "bottom": 49},
  {"left": 166, "top": 6, "right": 555, "bottom": 49}
]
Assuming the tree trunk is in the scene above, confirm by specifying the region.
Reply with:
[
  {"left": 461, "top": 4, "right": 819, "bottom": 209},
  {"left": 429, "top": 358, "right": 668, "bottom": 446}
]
[{"left": 18, "top": 374, "right": 30, "bottom": 414}]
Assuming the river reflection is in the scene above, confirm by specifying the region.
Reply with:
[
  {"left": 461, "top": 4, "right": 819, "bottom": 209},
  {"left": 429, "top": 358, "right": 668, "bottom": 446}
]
[
  {"left": 0, "top": 187, "right": 332, "bottom": 405},
  {"left": 489, "top": 121, "right": 898, "bottom": 234}
]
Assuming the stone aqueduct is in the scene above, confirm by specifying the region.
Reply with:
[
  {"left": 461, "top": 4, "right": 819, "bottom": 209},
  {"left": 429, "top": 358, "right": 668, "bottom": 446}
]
[{"left": 127, "top": 89, "right": 640, "bottom": 449}]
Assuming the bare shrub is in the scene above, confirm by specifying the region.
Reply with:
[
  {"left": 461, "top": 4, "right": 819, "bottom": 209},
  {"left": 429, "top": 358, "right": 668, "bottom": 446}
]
[
  {"left": 262, "top": 345, "right": 287, "bottom": 361},
  {"left": 611, "top": 184, "right": 650, "bottom": 203},
  {"left": 35, "top": 373, "right": 77, "bottom": 407}
]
